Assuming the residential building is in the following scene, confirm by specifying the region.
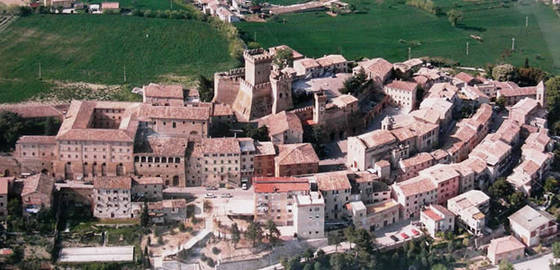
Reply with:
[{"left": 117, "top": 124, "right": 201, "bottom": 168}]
[
  {"left": 447, "top": 190, "right": 489, "bottom": 235},
  {"left": 253, "top": 177, "right": 309, "bottom": 226},
  {"left": 392, "top": 176, "right": 437, "bottom": 218},
  {"left": 142, "top": 83, "right": 185, "bottom": 107},
  {"left": 93, "top": 176, "right": 133, "bottom": 219},
  {"left": 132, "top": 177, "right": 164, "bottom": 201},
  {"left": 316, "top": 54, "right": 348, "bottom": 74},
  {"left": 346, "top": 199, "right": 400, "bottom": 232},
  {"left": 469, "top": 138, "right": 512, "bottom": 181},
  {"left": 21, "top": 173, "right": 54, "bottom": 215},
  {"left": 138, "top": 104, "right": 210, "bottom": 139},
  {"left": 353, "top": 58, "right": 393, "bottom": 87},
  {"left": 147, "top": 199, "right": 188, "bottom": 224},
  {"left": 258, "top": 111, "right": 303, "bottom": 144},
  {"left": 275, "top": 143, "right": 319, "bottom": 177},
  {"left": 347, "top": 129, "right": 400, "bottom": 171},
  {"left": 420, "top": 204, "right": 455, "bottom": 238},
  {"left": 134, "top": 136, "right": 188, "bottom": 187},
  {"left": 293, "top": 58, "right": 322, "bottom": 78},
  {"left": 383, "top": 80, "right": 418, "bottom": 113},
  {"left": 294, "top": 191, "right": 325, "bottom": 239},
  {"left": 509, "top": 205, "right": 557, "bottom": 247},
  {"left": 509, "top": 98, "right": 547, "bottom": 128},
  {"left": 419, "top": 164, "right": 460, "bottom": 205},
  {"left": 312, "top": 171, "right": 352, "bottom": 220},
  {"left": 253, "top": 141, "right": 276, "bottom": 177},
  {"left": 487, "top": 236, "right": 525, "bottom": 265},
  {"left": 186, "top": 137, "right": 251, "bottom": 187},
  {"left": 398, "top": 152, "right": 435, "bottom": 181}
]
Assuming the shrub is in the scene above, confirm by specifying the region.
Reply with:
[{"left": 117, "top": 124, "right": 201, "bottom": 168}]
[{"left": 212, "top": 247, "right": 221, "bottom": 255}]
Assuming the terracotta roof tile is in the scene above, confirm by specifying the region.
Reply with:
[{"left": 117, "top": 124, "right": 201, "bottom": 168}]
[
  {"left": 276, "top": 143, "right": 318, "bottom": 165},
  {"left": 253, "top": 177, "right": 309, "bottom": 193},
  {"left": 143, "top": 83, "right": 183, "bottom": 99},
  {"left": 258, "top": 111, "right": 303, "bottom": 136},
  {"left": 93, "top": 176, "right": 132, "bottom": 190},
  {"left": 386, "top": 80, "right": 418, "bottom": 92}
]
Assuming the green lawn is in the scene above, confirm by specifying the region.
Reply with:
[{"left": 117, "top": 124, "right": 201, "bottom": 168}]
[
  {"left": 84, "top": 0, "right": 185, "bottom": 10},
  {"left": 0, "top": 14, "right": 239, "bottom": 103},
  {"left": 237, "top": 0, "right": 560, "bottom": 74}
]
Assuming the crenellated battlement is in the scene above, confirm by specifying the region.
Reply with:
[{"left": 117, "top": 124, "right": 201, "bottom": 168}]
[
  {"left": 216, "top": 67, "right": 245, "bottom": 78},
  {"left": 244, "top": 48, "right": 273, "bottom": 63},
  {"left": 270, "top": 70, "right": 294, "bottom": 82},
  {"left": 240, "top": 79, "right": 272, "bottom": 91}
]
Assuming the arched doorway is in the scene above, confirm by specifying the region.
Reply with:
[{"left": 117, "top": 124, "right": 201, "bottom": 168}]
[
  {"left": 172, "top": 175, "right": 179, "bottom": 186},
  {"left": 3, "top": 169, "right": 9, "bottom": 177}
]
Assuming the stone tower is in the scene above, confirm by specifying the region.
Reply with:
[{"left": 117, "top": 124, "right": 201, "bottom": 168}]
[
  {"left": 231, "top": 49, "right": 275, "bottom": 121},
  {"left": 244, "top": 48, "right": 273, "bottom": 85},
  {"left": 313, "top": 91, "right": 327, "bottom": 125},
  {"left": 536, "top": 81, "right": 545, "bottom": 107},
  {"left": 270, "top": 68, "right": 294, "bottom": 114}
]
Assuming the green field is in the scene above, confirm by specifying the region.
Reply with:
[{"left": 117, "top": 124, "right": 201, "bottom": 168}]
[
  {"left": 0, "top": 14, "right": 239, "bottom": 102},
  {"left": 237, "top": 0, "right": 560, "bottom": 74},
  {"left": 265, "top": 0, "right": 312, "bottom": 5},
  {"left": 85, "top": 0, "right": 185, "bottom": 11}
]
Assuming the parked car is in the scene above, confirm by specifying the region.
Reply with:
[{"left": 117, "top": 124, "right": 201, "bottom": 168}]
[
  {"left": 205, "top": 193, "right": 216, "bottom": 198},
  {"left": 241, "top": 183, "right": 248, "bottom": 190},
  {"left": 411, "top": 229, "right": 420, "bottom": 236},
  {"left": 221, "top": 193, "right": 233, "bottom": 198},
  {"left": 390, "top": 235, "right": 399, "bottom": 242},
  {"left": 206, "top": 186, "right": 218, "bottom": 191},
  {"left": 400, "top": 232, "right": 409, "bottom": 239}
]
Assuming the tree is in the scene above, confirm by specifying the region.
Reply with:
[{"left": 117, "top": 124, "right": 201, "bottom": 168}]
[
  {"left": 231, "top": 223, "right": 241, "bottom": 247},
  {"left": 265, "top": 220, "right": 280, "bottom": 245},
  {"left": 198, "top": 75, "right": 214, "bottom": 102},
  {"left": 447, "top": 9, "right": 463, "bottom": 27},
  {"left": 353, "top": 228, "right": 374, "bottom": 253},
  {"left": 508, "top": 191, "right": 525, "bottom": 206},
  {"left": 517, "top": 67, "right": 548, "bottom": 86},
  {"left": 0, "top": 112, "right": 24, "bottom": 152},
  {"left": 273, "top": 48, "right": 294, "bottom": 69},
  {"left": 553, "top": 241, "right": 560, "bottom": 259},
  {"left": 340, "top": 69, "right": 367, "bottom": 96},
  {"left": 330, "top": 233, "right": 342, "bottom": 252},
  {"left": 244, "top": 125, "right": 269, "bottom": 141},
  {"left": 431, "top": 264, "right": 448, "bottom": 270},
  {"left": 343, "top": 226, "right": 356, "bottom": 250},
  {"left": 303, "top": 248, "right": 314, "bottom": 262},
  {"left": 545, "top": 177, "right": 559, "bottom": 193},
  {"left": 488, "top": 178, "right": 514, "bottom": 200},
  {"left": 499, "top": 260, "right": 514, "bottom": 270},
  {"left": 244, "top": 220, "right": 263, "bottom": 247},
  {"left": 496, "top": 96, "right": 506, "bottom": 111},
  {"left": 492, "top": 64, "right": 518, "bottom": 82},
  {"left": 141, "top": 202, "right": 149, "bottom": 227},
  {"left": 546, "top": 76, "right": 560, "bottom": 131}
]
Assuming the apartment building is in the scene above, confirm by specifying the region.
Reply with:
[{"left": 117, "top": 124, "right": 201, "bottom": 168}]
[
  {"left": 131, "top": 177, "right": 164, "bottom": 201},
  {"left": 447, "top": 190, "right": 489, "bottom": 235},
  {"left": 346, "top": 199, "right": 400, "bottom": 232},
  {"left": 93, "top": 176, "right": 133, "bottom": 219},
  {"left": 294, "top": 191, "right": 325, "bottom": 239},
  {"left": 509, "top": 205, "right": 557, "bottom": 247},
  {"left": 312, "top": 172, "right": 352, "bottom": 220},
  {"left": 392, "top": 176, "right": 437, "bottom": 218},
  {"left": 253, "top": 177, "right": 309, "bottom": 226},
  {"left": 134, "top": 136, "right": 188, "bottom": 187},
  {"left": 420, "top": 204, "right": 455, "bottom": 238},
  {"left": 275, "top": 143, "right": 319, "bottom": 177}
]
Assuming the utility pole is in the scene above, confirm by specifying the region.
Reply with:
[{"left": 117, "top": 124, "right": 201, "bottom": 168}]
[
  {"left": 123, "top": 64, "right": 127, "bottom": 83},
  {"left": 254, "top": 32, "right": 257, "bottom": 42},
  {"left": 511, "top": 37, "right": 515, "bottom": 51},
  {"left": 466, "top": 42, "right": 469, "bottom": 56},
  {"left": 526, "top": 16, "right": 528, "bottom": 28},
  {"left": 170, "top": 0, "right": 173, "bottom": 10},
  {"left": 408, "top": 47, "right": 411, "bottom": 60},
  {"left": 38, "top": 63, "right": 42, "bottom": 80}
]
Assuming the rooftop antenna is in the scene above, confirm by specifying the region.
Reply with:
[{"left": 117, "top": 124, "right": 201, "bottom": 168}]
[{"left": 408, "top": 47, "right": 411, "bottom": 60}]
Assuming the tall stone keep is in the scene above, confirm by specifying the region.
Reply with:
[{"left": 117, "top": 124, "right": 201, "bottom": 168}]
[
  {"left": 270, "top": 68, "right": 294, "bottom": 114},
  {"left": 245, "top": 48, "right": 273, "bottom": 85}
]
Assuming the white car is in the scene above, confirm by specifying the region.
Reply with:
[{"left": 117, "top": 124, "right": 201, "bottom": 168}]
[
  {"left": 241, "top": 183, "right": 248, "bottom": 190},
  {"left": 221, "top": 193, "right": 233, "bottom": 198},
  {"left": 205, "top": 193, "right": 216, "bottom": 199}
]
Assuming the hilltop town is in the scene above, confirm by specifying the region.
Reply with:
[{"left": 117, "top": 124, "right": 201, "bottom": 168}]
[{"left": 0, "top": 44, "right": 559, "bottom": 270}]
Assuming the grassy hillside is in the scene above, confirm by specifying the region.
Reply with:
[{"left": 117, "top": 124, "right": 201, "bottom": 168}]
[
  {"left": 237, "top": 0, "right": 560, "bottom": 74},
  {"left": 0, "top": 14, "right": 239, "bottom": 103}
]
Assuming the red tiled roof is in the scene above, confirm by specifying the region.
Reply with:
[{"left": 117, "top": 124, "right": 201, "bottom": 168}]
[
  {"left": 93, "top": 176, "right": 132, "bottom": 190},
  {"left": 143, "top": 83, "right": 183, "bottom": 99},
  {"left": 314, "top": 172, "right": 351, "bottom": 191},
  {"left": 423, "top": 208, "right": 443, "bottom": 222},
  {"left": 22, "top": 174, "right": 54, "bottom": 197},
  {"left": 454, "top": 72, "right": 474, "bottom": 83},
  {"left": 253, "top": 177, "right": 309, "bottom": 193},
  {"left": 385, "top": 80, "right": 418, "bottom": 92},
  {"left": 276, "top": 143, "right": 319, "bottom": 165},
  {"left": 139, "top": 104, "right": 210, "bottom": 121},
  {"left": 17, "top": 136, "right": 57, "bottom": 144},
  {"left": 258, "top": 111, "right": 303, "bottom": 136}
]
